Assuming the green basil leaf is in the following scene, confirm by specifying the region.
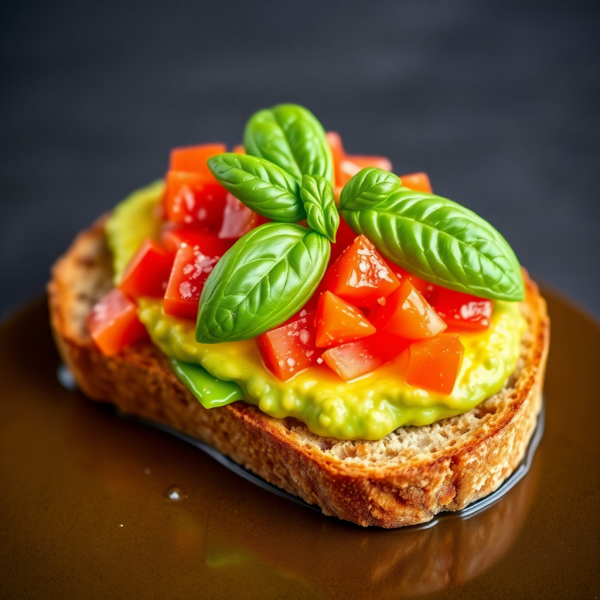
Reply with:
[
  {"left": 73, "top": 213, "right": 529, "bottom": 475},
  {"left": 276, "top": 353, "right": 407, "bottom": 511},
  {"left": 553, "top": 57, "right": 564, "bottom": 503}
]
[
  {"left": 341, "top": 187, "right": 524, "bottom": 301},
  {"left": 244, "top": 104, "right": 333, "bottom": 184},
  {"left": 169, "top": 358, "right": 244, "bottom": 409},
  {"left": 300, "top": 174, "right": 339, "bottom": 242},
  {"left": 339, "top": 167, "right": 400, "bottom": 211},
  {"left": 207, "top": 153, "right": 305, "bottom": 222},
  {"left": 196, "top": 223, "right": 330, "bottom": 343}
]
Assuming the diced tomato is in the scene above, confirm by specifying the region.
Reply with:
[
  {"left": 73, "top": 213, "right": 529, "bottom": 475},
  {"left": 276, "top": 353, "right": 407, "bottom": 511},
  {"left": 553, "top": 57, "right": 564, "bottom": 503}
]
[
  {"left": 406, "top": 334, "right": 464, "bottom": 394},
  {"left": 164, "top": 171, "right": 228, "bottom": 230},
  {"left": 321, "top": 234, "right": 400, "bottom": 309},
  {"left": 88, "top": 289, "right": 148, "bottom": 357},
  {"left": 232, "top": 144, "right": 245, "bottom": 155},
  {"left": 400, "top": 172, "right": 432, "bottom": 193},
  {"left": 315, "top": 292, "right": 376, "bottom": 348},
  {"left": 258, "top": 312, "right": 321, "bottom": 381},
  {"left": 322, "top": 331, "right": 408, "bottom": 381},
  {"left": 326, "top": 130, "right": 393, "bottom": 186},
  {"left": 430, "top": 288, "right": 493, "bottom": 331},
  {"left": 343, "top": 155, "right": 393, "bottom": 178},
  {"left": 218, "top": 193, "right": 269, "bottom": 240},
  {"left": 118, "top": 239, "right": 174, "bottom": 299},
  {"left": 160, "top": 224, "right": 234, "bottom": 256},
  {"left": 329, "top": 217, "right": 358, "bottom": 264},
  {"left": 163, "top": 240, "right": 227, "bottom": 320},
  {"left": 384, "top": 260, "right": 436, "bottom": 300},
  {"left": 326, "top": 131, "right": 346, "bottom": 188},
  {"left": 370, "top": 279, "right": 447, "bottom": 340},
  {"left": 169, "top": 144, "right": 226, "bottom": 179}
]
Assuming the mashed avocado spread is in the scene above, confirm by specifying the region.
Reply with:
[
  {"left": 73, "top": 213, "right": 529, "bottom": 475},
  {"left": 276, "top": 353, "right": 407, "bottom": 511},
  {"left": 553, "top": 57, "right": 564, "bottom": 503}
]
[{"left": 106, "top": 183, "right": 526, "bottom": 441}]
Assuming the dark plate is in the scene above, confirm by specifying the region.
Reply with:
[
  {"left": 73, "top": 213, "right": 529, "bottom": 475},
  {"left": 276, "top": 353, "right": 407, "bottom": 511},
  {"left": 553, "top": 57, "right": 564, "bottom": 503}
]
[{"left": 1, "top": 288, "right": 599, "bottom": 599}]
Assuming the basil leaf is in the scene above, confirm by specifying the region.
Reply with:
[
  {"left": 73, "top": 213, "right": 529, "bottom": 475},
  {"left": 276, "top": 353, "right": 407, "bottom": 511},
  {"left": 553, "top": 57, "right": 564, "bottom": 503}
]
[
  {"left": 339, "top": 167, "right": 400, "bottom": 211},
  {"left": 300, "top": 174, "right": 339, "bottom": 242},
  {"left": 341, "top": 187, "right": 524, "bottom": 301},
  {"left": 244, "top": 104, "right": 333, "bottom": 184},
  {"left": 207, "top": 153, "right": 305, "bottom": 222},
  {"left": 169, "top": 358, "right": 244, "bottom": 409},
  {"left": 196, "top": 223, "right": 330, "bottom": 343}
]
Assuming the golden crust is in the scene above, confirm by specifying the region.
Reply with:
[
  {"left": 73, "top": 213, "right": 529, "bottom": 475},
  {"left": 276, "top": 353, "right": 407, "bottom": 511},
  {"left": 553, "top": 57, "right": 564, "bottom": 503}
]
[{"left": 48, "top": 221, "right": 549, "bottom": 528}]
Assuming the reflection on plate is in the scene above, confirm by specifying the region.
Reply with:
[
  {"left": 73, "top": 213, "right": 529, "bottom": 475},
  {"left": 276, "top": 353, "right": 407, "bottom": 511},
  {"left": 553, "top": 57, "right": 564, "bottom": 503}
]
[
  {"left": 64, "top": 394, "right": 542, "bottom": 598},
  {"left": 1, "top": 291, "right": 599, "bottom": 599}
]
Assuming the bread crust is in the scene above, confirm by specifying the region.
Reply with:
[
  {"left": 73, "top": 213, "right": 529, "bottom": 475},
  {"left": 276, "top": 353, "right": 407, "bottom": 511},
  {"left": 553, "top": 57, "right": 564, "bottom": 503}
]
[{"left": 48, "top": 221, "right": 549, "bottom": 528}]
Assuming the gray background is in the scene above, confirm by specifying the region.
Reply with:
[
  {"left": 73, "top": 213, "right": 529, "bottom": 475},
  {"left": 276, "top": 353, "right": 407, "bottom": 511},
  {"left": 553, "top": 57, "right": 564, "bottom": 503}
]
[{"left": 1, "top": 0, "right": 599, "bottom": 319}]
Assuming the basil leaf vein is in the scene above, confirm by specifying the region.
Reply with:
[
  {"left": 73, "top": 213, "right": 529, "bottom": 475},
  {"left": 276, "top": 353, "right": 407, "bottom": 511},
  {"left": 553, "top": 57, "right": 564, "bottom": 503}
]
[
  {"left": 339, "top": 167, "right": 400, "bottom": 211},
  {"left": 300, "top": 174, "right": 339, "bottom": 242},
  {"left": 341, "top": 187, "right": 524, "bottom": 301},
  {"left": 244, "top": 104, "right": 333, "bottom": 184},
  {"left": 196, "top": 223, "right": 330, "bottom": 343},
  {"left": 207, "top": 153, "right": 305, "bottom": 222}
]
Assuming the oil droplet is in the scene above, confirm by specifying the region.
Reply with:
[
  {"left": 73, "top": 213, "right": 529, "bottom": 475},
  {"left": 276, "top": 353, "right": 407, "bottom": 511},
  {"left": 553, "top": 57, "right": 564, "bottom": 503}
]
[
  {"left": 118, "top": 523, "right": 123, "bottom": 528},
  {"left": 165, "top": 486, "right": 187, "bottom": 501},
  {"left": 144, "top": 468, "right": 152, "bottom": 475},
  {"left": 57, "top": 364, "right": 78, "bottom": 391}
]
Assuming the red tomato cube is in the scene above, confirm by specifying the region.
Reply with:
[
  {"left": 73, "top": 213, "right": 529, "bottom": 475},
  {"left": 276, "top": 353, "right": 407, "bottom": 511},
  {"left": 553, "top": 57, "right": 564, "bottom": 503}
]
[
  {"left": 384, "top": 260, "right": 436, "bottom": 301},
  {"left": 258, "top": 312, "right": 322, "bottom": 381},
  {"left": 169, "top": 144, "right": 226, "bottom": 179},
  {"left": 370, "top": 279, "right": 447, "bottom": 340},
  {"left": 163, "top": 240, "right": 227, "bottom": 321},
  {"left": 329, "top": 217, "right": 358, "bottom": 264},
  {"left": 326, "top": 131, "right": 346, "bottom": 188},
  {"left": 406, "top": 334, "right": 465, "bottom": 394},
  {"left": 321, "top": 234, "right": 400, "bottom": 309},
  {"left": 341, "top": 155, "right": 393, "bottom": 185},
  {"left": 164, "top": 171, "right": 228, "bottom": 230},
  {"left": 430, "top": 288, "right": 493, "bottom": 331},
  {"left": 322, "top": 331, "right": 408, "bottom": 382},
  {"left": 218, "top": 193, "right": 269, "bottom": 240},
  {"left": 315, "top": 291, "right": 375, "bottom": 348},
  {"left": 118, "top": 239, "right": 174, "bottom": 298},
  {"left": 400, "top": 172, "right": 432, "bottom": 193},
  {"left": 160, "top": 224, "right": 234, "bottom": 256},
  {"left": 88, "top": 289, "right": 148, "bottom": 356},
  {"left": 232, "top": 144, "right": 245, "bottom": 155}
]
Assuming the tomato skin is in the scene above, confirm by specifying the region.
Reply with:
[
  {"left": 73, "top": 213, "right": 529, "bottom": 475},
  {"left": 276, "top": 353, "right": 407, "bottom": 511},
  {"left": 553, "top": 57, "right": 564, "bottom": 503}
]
[
  {"left": 258, "top": 312, "right": 322, "bottom": 381},
  {"left": 430, "top": 287, "right": 493, "bottom": 331},
  {"left": 163, "top": 241, "right": 225, "bottom": 320},
  {"left": 321, "top": 234, "right": 400, "bottom": 309},
  {"left": 322, "top": 331, "right": 409, "bottom": 381},
  {"left": 164, "top": 171, "right": 228, "bottom": 230},
  {"left": 88, "top": 289, "right": 148, "bottom": 356},
  {"left": 232, "top": 144, "right": 245, "bottom": 155},
  {"left": 326, "top": 131, "right": 346, "bottom": 188},
  {"left": 218, "top": 193, "right": 269, "bottom": 240},
  {"left": 406, "top": 334, "right": 464, "bottom": 394},
  {"left": 400, "top": 172, "right": 432, "bottom": 193},
  {"left": 118, "top": 239, "right": 174, "bottom": 298},
  {"left": 160, "top": 224, "right": 234, "bottom": 256},
  {"left": 341, "top": 155, "right": 393, "bottom": 183},
  {"left": 169, "top": 144, "right": 226, "bottom": 178},
  {"left": 315, "top": 291, "right": 376, "bottom": 348},
  {"left": 384, "top": 260, "right": 436, "bottom": 301},
  {"left": 329, "top": 217, "right": 358, "bottom": 264},
  {"left": 370, "top": 279, "right": 447, "bottom": 340}
]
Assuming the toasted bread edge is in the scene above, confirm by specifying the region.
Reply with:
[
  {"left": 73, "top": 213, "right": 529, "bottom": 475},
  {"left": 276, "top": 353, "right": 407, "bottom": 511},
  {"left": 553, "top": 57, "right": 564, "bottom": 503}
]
[{"left": 48, "top": 221, "right": 549, "bottom": 528}]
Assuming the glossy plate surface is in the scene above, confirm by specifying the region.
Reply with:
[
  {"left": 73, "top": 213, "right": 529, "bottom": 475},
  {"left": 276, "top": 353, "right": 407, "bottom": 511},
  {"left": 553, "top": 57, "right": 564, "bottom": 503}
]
[{"left": 1, "top": 289, "right": 599, "bottom": 599}]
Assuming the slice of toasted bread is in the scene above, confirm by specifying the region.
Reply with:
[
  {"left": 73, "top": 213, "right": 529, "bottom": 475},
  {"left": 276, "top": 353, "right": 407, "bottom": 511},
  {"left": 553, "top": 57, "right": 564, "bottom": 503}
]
[{"left": 48, "top": 219, "right": 549, "bottom": 528}]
